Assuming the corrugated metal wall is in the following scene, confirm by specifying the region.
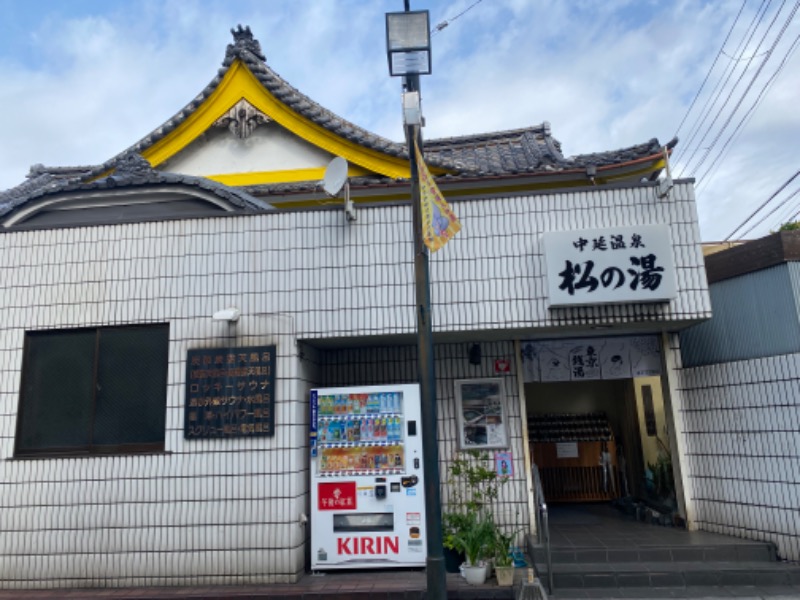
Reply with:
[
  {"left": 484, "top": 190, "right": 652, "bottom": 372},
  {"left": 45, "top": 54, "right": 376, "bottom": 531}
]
[
  {"left": 680, "top": 264, "right": 800, "bottom": 367},
  {"left": 678, "top": 353, "right": 800, "bottom": 561},
  {"left": 0, "top": 182, "right": 707, "bottom": 587},
  {"left": 787, "top": 263, "right": 800, "bottom": 325}
]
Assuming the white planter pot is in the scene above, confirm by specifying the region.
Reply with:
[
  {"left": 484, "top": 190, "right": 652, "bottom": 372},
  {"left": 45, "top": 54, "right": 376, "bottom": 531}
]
[{"left": 463, "top": 564, "right": 487, "bottom": 585}]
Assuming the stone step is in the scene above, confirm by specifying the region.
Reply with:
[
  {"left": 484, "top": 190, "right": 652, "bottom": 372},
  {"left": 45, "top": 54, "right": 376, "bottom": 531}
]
[
  {"left": 530, "top": 540, "right": 777, "bottom": 564},
  {"left": 546, "top": 560, "right": 800, "bottom": 589}
]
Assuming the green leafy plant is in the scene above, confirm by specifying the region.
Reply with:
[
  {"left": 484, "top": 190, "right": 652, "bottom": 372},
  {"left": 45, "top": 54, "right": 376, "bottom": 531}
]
[
  {"left": 442, "top": 450, "right": 512, "bottom": 565},
  {"left": 647, "top": 437, "right": 674, "bottom": 499},
  {"left": 446, "top": 450, "right": 505, "bottom": 512},
  {"left": 492, "top": 524, "right": 519, "bottom": 567},
  {"left": 447, "top": 511, "right": 496, "bottom": 566}
]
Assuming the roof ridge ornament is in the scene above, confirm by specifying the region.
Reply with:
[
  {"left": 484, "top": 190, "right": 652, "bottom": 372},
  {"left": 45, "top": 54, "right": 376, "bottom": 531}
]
[
  {"left": 113, "top": 152, "right": 154, "bottom": 176},
  {"left": 226, "top": 25, "right": 266, "bottom": 63},
  {"left": 214, "top": 98, "right": 270, "bottom": 140}
]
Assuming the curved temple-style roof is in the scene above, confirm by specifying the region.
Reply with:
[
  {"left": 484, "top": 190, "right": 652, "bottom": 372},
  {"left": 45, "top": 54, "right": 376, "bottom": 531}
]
[
  {"left": 0, "top": 153, "right": 271, "bottom": 229},
  {"left": 0, "top": 25, "right": 675, "bottom": 222}
]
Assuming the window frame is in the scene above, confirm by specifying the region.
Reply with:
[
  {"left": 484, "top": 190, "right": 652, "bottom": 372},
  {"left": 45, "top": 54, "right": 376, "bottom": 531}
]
[{"left": 15, "top": 324, "right": 170, "bottom": 458}]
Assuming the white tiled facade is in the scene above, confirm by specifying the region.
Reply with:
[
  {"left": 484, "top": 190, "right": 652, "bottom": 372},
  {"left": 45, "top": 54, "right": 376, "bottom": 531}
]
[
  {"left": 678, "top": 352, "right": 800, "bottom": 562},
  {"left": 0, "top": 181, "right": 709, "bottom": 587}
]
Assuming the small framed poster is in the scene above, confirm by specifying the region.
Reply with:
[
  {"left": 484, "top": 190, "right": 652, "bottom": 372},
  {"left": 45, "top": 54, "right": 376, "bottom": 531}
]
[
  {"left": 454, "top": 378, "right": 509, "bottom": 450},
  {"left": 495, "top": 451, "right": 513, "bottom": 477}
]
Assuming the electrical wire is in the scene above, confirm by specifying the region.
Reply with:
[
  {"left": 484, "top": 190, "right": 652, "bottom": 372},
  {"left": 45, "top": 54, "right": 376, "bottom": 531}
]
[
  {"left": 778, "top": 188, "right": 800, "bottom": 225},
  {"left": 673, "top": 0, "right": 746, "bottom": 140},
  {"left": 739, "top": 186, "right": 800, "bottom": 238},
  {"left": 692, "top": 0, "right": 800, "bottom": 178},
  {"left": 696, "top": 30, "right": 800, "bottom": 192},
  {"left": 431, "top": 0, "right": 484, "bottom": 35},
  {"left": 679, "top": 0, "right": 782, "bottom": 176},
  {"left": 674, "top": 0, "right": 771, "bottom": 172},
  {"left": 724, "top": 169, "right": 800, "bottom": 240},
  {"left": 769, "top": 184, "right": 800, "bottom": 227}
]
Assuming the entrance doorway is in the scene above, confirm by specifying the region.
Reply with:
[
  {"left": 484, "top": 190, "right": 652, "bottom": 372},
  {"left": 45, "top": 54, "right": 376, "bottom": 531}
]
[{"left": 525, "top": 376, "right": 675, "bottom": 512}]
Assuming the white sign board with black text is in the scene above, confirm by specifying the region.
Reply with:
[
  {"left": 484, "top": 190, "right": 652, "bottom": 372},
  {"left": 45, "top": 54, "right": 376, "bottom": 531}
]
[{"left": 543, "top": 225, "right": 677, "bottom": 307}]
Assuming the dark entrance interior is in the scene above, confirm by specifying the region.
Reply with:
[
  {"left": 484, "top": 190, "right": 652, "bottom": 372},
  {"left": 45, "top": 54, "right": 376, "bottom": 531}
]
[{"left": 525, "top": 377, "right": 674, "bottom": 512}]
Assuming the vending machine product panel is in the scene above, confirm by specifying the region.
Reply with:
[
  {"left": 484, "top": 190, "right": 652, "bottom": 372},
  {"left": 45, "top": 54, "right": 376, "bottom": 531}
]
[{"left": 310, "top": 384, "right": 425, "bottom": 569}]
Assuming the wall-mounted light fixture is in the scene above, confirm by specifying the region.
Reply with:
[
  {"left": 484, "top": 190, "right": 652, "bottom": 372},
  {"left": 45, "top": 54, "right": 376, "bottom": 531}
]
[{"left": 212, "top": 307, "right": 241, "bottom": 322}]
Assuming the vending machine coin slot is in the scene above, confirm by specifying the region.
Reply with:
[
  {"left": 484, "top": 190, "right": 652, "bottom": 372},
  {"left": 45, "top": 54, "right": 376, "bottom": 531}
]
[
  {"left": 414, "top": 458, "right": 420, "bottom": 469},
  {"left": 401, "top": 475, "right": 418, "bottom": 488},
  {"left": 390, "top": 482, "right": 401, "bottom": 493},
  {"left": 375, "top": 485, "right": 387, "bottom": 499}
]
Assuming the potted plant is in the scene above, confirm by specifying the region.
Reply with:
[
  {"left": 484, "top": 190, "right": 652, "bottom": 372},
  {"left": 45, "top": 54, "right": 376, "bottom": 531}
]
[
  {"left": 492, "top": 526, "right": 517, "bottom": 587},
  {"left": 442, "top": 449, "right": 506, "bottom": 571},
  {"left": 448, "top": 511, "right": 495, "bottom": 585},
  {"left": 442, "top": 450, "right": 512, "bottom": 582}
]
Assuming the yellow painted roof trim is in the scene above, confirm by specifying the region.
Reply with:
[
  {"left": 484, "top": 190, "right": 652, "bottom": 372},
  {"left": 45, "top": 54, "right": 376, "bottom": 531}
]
[
  {"left": 207, "top": 165, "right": 370, "bottom": 187},
  {"left": 266, "top": 159, "right": 666, "bottom": 209},
  {"left": 141, "top": 60, "right": 421, "bottom": 182}
]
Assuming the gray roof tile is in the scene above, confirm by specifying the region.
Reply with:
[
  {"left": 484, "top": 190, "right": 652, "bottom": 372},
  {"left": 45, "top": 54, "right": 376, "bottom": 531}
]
[{"left": 0, "top": 152, "right": 271, "bottom": 219}]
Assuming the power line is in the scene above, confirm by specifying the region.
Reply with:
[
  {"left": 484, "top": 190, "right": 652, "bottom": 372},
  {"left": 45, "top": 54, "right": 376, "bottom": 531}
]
[
  {"left": 721, "top": 49, "right": 770, "bottom": 60},
  {"left": 740, "top": 185, "right": 800, "bottom": 238},
  {"left": 679, "top": 0, "right": 783, "bottom": 176},
  {"left": 692, "top": 0, "right": 800, "bottom": 178},
  {"left": 674, "top": 0, "right": 771, "bottom": 172},
  {"left": 778, "top": 188, "right": 800, "bottom": 225},
  {"left": 673, "top": 0, "right": 746, "bottom": 140},
  {"left": 696, "top": 30, "right": 800, "bottom": 192},
  {"left": 769, "top": 184, "right": 800, "bottom": 227},
  {"left": 431, "top": 0, "right": 484, "bottom": 36},
  {"left": 724, "top": 169, "right": 800, "bottom": 240}
]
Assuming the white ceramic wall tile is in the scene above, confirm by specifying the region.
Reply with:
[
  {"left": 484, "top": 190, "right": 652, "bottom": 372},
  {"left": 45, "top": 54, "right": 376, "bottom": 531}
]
[
  {"left": 679, "top": 353, "right": 800, "bottom": 561},
  {"left": 0, "top": 182, "right": 709, "bottom": 587}
]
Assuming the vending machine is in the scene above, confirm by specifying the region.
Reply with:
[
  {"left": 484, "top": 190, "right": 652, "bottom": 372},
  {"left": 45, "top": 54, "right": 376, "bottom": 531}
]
[{"left": 309, "top": 383, "right": 426, "bottom": 569}]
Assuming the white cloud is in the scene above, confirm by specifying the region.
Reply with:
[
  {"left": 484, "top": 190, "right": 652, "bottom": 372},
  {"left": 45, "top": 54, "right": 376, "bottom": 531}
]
[{"left": 1, "top": 0, "right": 798, "bottom": 242}]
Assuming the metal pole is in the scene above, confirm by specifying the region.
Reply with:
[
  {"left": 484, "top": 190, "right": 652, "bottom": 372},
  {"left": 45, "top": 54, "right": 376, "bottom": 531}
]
[{"left": 404, "top": 71, "right": 446, "bottom": 599}]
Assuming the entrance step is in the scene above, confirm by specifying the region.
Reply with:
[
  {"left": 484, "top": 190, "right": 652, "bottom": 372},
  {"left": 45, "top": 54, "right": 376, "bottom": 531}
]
[
  {"left": 526, "top": 503, "right": 800, "bottom": 595},
  {"left": 530, "top": 540, "right": 777, "bottom": 565},
  {"left": 527, "top": 537, "right": 800, "bottom": 592},
  {"left": 547, "top": 560, "right": 800, "bottom": 589}
]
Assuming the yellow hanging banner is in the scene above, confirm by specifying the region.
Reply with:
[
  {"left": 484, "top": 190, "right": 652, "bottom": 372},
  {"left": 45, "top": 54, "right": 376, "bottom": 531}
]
[{"left": 415, "top": 139, "right": 461, "bottom": 252}]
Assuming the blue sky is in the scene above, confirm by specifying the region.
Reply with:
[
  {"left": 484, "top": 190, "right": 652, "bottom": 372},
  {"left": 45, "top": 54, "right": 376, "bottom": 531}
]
[{"left": 1, "top": 0, "right": 798, "bottom": 241}]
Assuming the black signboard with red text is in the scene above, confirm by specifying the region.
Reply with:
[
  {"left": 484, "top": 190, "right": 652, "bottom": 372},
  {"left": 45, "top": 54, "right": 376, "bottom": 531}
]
[{"left": 184, "top": 345, "right": 276, "bottom": 439}]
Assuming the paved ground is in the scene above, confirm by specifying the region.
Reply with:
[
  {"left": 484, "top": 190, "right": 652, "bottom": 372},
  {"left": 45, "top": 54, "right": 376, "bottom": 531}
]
[
  {"left": 0, "top": 571, "right": 798, "bottom": 600},
  {"left": 547, "top": 587, "right": 800, "bottom": 599},
  {"left": 2, "top": 505, "right": 797, "bottom": 598}
]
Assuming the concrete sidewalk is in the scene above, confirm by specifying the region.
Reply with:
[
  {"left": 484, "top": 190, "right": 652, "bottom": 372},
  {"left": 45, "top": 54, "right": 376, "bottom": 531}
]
[{"left": 0, "top": 571, "right": 798, "bottom": 600}]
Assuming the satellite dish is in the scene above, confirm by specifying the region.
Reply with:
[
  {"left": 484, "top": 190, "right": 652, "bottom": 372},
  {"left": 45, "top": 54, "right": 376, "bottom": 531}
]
[
  {"left": 321, "top": 156, "right": 356, "bottom": 223},
  {"left": 322, "top": 156, "right": 348, "bottom": 196}
]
